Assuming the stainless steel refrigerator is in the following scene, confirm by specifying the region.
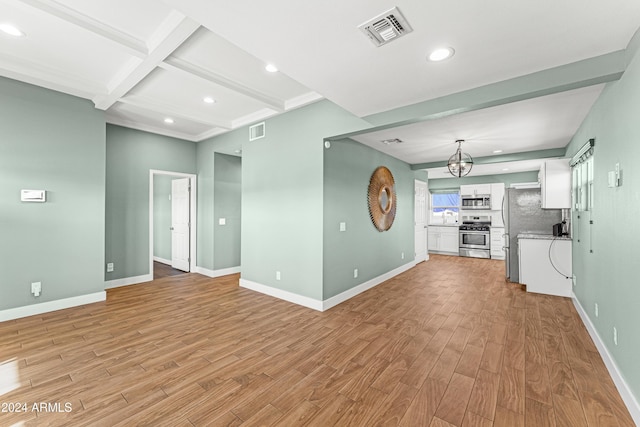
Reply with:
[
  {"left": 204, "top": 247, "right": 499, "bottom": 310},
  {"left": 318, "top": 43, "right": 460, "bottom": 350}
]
[{"left": 503, "top": 188, "right": 562, "bottom": 283}]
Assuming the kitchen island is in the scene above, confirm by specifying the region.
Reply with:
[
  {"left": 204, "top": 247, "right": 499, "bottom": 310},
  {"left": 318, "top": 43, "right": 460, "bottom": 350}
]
[{"left": 518, "top": 234, "right": 572, "bottom": 297}]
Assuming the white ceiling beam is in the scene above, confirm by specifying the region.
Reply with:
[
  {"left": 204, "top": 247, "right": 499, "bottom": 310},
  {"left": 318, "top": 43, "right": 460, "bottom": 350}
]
[
  {"left": 93, "top": 12, "right": 200, "bottom": 110},
  {"left": 106, "top": 115, "right": 200, "bottom": 142},
  {"left": 0, "top": 52, "right": 105, "bottom": 100},
  {"left": 161, "top": 57, "right": 285, "bottom": 112},
  {"left": 118, "top": 95, "right": 232, "bottom": 129},
  {"left": 14, "top": 0, "right": 147, "bottom": 57}
]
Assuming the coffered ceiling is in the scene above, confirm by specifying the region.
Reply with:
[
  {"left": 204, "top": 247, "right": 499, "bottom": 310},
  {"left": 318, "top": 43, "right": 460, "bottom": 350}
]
[
  {"left": 2, "top": 0, "right": 640, "bottom": 178},
  {"left": 0, "top": 0, "right": 322, "bottom": 142}
]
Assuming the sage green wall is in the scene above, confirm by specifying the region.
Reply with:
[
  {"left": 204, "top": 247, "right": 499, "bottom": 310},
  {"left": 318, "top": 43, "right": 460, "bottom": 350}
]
[
  {"left": 213, "top": 153, "right": 241, "bottom": 270},
  {"left": 323, "top": 138, "right": 414, "bottom": 299},
  {"left": 240, "top": 100, "right": 370, "bottom": 300},
  {"left": 565, "top": 29, "right": 640, "bottom": 401},
  {"left": 0, "top": 77, "right": 105, "bottom": 310},
  {"left": 427, "top": 171, "right": 539, "bottom": 191},
  {"left": 153, "top": 175, "right": 172, "bottom": 261},
  {"left": 105, "top": 125, "right": 196, "bottom": 280}
]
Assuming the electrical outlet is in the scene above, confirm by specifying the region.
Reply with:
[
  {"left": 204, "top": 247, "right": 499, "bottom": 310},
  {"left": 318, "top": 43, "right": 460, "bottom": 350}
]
[
  {"left": 106, "top": 262, "right": 114, "bottom": 273},
  {"left": 354, "top": 268, "right": 358, "bottom": 279},
  {"left": 595, "top": 303, "right": 599, "bottom": 318},
  {"left": 401, "top": 252, "right": 405, "bottom": 259},
  {"left": 572, "top": 274, "right": 576, "bottom": 287},
  {"left": 339, "top": 222, "right": 346, "bottom": 232},
  {"left": 613, "top": 327, "right": 618, "bottom": 346},
  {"left": 31, "top": 282, "right": 41, "bottom": 297},
  {"left": 276, "top": 271, "right": 281, "bottom": 281}
]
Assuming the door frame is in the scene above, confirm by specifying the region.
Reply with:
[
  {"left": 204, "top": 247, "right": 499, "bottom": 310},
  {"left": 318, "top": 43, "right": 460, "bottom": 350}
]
[
  {"left": 149, "top": 169, "right": 197, "bottom": 277},
  {"left": 414, "top": 179, "right": 429, "bottom": 262}
]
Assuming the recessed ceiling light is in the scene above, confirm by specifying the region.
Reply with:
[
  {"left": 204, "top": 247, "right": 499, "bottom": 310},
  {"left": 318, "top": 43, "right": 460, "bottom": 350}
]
[
  {"left": 428, "top": 47, "right": 454, "bottom": 62},
  {"left": 493, "top": 149, "right": 503, "bottom": 154},
  {"left": 265, "top": 63, "right": 278, "bottom": 73},
  {"left": 164, "top": 118, "right": 174, "bottom": 124},
  {"left": 0, "top": 23, "right": 26, "bottom": 37},
  {"left": 502, "top": 168, "right": 510, "bottom": 171},
  {"left": 203, "top": 96, "right": 215, "bottom": 104}
]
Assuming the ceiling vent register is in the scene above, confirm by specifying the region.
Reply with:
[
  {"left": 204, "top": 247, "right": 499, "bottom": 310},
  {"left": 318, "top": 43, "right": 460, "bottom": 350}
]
[{"left": 358, "top": 7, "right": 413, "bottom": 47}]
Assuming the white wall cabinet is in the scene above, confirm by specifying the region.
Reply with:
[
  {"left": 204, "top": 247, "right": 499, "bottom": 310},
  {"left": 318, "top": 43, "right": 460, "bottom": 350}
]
[
  {"left": 490, "top": 183, "right": 505, "bottom": 210},
  {"left": 539, "top": 159, "right": 571, "bottom": 209},
  {"left": 518, "top": 237, "right": 572, "bottom": 297},
  {"left": 460, "top": 184, "right": 491, "bottom": 197},
  {"left": 490, "top": 227, "right": 505, "bottom": 260},
  {"left": 428, "top": 226, "right": 459, "bottom": 254}
]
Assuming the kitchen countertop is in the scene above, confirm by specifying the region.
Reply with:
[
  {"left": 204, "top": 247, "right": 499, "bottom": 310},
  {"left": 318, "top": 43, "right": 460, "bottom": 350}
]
[
  {"left": 428, "top": 223, "right": 460, "bottom": 227},
  {"left": 517, "top": 233, "right": 572, "bottom": 241}
]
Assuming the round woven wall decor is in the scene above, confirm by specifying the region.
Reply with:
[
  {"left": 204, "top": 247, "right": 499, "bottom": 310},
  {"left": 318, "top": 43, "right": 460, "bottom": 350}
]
[{"left": 367, "top": 166, "right": 397, "bottom": 232}]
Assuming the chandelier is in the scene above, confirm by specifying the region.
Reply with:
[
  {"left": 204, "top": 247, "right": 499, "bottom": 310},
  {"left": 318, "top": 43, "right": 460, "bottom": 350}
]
[{"left": 448, "top": 139, "right": 474, "bottom": 177}]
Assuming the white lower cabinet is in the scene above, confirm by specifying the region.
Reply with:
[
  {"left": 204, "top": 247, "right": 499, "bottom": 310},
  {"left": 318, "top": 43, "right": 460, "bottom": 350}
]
[
  {"left": 428, "top": 226, "right": 459, "bottom": 254},
  {"left": 518, "top": 237, "right": 572, "bottom": 297},
  {"left": 490, "top": 227, "right": 505, "bottom": 260}
]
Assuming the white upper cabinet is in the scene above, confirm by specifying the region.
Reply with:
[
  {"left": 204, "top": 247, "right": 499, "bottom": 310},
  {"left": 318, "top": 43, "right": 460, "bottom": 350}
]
[
  {"left": 460, "top": 184, "right": 491, "bottom": 197},
  {"left": 539, "top": 159, "right": 571, "bottom": 209},
  {"left": 490, "top": 183, "right": 505, "bottom": 210}
]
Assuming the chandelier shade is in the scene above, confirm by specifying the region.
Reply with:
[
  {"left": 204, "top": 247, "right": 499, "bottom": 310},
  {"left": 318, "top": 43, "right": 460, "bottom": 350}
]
[{"left": 447, "top": 139, "right": 474, "bottom": 177}]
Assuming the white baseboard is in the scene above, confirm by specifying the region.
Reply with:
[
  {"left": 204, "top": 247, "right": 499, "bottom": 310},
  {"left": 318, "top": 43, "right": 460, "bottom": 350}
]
[
  {"left": 240, "top": 260, "right": 417, "bottom": 312},
  {"left": 0, "top": 292, "right": 106, "bottom": 322},
  {"left": 240, "top": 278, "right": 323, "bottom": 311},
  {"left": 195, "top": 266, "right": 241, "bottom": 278},
  {"left": 105, "top": 274, "right": 153, "bottom": 289},
  {"left": 572, "top": 294, "right": 640, "bottom": 425},
  {"left": 153, "top": 256, "right": 171, "bottom": 265},
  {"left": 322, "top": 260, "right": 417, "bottom": 311}
]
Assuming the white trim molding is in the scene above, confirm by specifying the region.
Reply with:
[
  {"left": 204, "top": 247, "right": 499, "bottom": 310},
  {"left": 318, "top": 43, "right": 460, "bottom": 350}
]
[
  {"left": 322, "top": 261, "right": 417, "bottom": 311},
  {"left": 105, "top": 274, "right": 153, "bottom": 289},
  {"left": 195, "top": 266, "right": 241, "bottom": 278},
  {"left": 240, "top": 278, "right": 323, "bottom": 311},
  {"left": 153, "top": 256, "right": 172, "bottom": 265},
  {"left": 240, "top": 260, "right": 417, "bottom": 312},
  {"left": 0, "top": 292, "right": 106, "bottom": 322},
  {"left": 572, "top": 294, "right": 640, "bottom": 425}
]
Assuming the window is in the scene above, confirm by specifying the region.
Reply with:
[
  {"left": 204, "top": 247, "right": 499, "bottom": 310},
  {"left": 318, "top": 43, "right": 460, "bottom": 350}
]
[{"left": 430, "top": 191, "right": 460, "bottom": 224}]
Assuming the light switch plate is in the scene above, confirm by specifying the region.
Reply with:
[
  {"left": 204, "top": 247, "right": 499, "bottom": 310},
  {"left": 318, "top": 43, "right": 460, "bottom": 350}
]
[{"left": 219, "top": 218, "right": 226, "bottom": 225}]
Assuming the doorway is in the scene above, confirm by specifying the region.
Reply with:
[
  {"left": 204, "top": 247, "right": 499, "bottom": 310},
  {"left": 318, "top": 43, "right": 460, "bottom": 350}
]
[{"left": 149, "top": 170, "right": 197, "bottom": 279}]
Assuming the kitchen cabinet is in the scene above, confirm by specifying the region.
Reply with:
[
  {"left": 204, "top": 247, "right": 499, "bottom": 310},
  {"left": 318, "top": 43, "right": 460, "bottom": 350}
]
[
  {"left": 490, "top": 183, "right": 505, "bottom": 210},
  {"left": 460, "top": 184, "right": 491, "bottom": 197},
  {"left": 539, "top": 159, "right": 571, "bottom": 209},
  {"left": 490, "top": 227, "right": 505, "bottom": 260},
  {"left": 518, "top": 236, "right": 572, "bottom": 297},
  {"left": 428, "top": 226, "right": 459, "bottom": 254}
]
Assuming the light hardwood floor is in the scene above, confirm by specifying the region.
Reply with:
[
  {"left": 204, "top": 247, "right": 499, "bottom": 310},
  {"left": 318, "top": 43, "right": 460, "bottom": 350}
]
[{"left": 0, "top": 255, "right": 635, "bottom": 426}]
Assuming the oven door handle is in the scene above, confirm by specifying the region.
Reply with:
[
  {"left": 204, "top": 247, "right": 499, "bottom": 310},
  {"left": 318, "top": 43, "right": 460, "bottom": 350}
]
[{"left": 460, "top": 230, "right": 489, "bottom": 234}]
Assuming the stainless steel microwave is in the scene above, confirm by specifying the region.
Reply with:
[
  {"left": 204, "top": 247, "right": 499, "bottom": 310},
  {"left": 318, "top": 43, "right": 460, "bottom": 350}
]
[{"left": 461, "top": 195, "right": 491, "bottom": 210}]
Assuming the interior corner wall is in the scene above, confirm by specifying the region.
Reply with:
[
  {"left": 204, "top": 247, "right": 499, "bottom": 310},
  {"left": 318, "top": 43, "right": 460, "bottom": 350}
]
[
  {"left": 213, "top": 153, "right": 241, "bottom": 270},
  {"left": 232, "top": 100, "right": 370, "bottom": 301},
  {"left": 323, "top": 138, "right": 414, "bottom": 300},
  {"left": 105, "top": 124, "right": 196, "bottom": 281},
  {"left": 153, "top": 175, "right": 172, "bottom": 261},
  {"left": 0, "top": 77, "right": 105, "bottom": 310},
  {"left": 564, "top": 31, "right": 640, "bottom": 405}
]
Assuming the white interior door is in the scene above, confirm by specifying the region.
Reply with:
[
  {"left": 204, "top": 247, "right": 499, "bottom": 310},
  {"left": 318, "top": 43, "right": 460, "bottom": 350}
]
[
  {"left": 414, "top": 180, "right": 428, "bottom": 262},
  {"left": 171, "top": 178, "right": 190, "bottom": 272}
]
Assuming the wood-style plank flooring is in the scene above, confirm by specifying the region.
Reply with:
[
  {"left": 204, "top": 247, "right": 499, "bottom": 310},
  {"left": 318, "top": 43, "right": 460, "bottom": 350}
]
[
  {"left": 0, "top": 255, "right": 635, "bottom": 426},
  {"left": 154, "top": 261, "right": 189, "bottom": 279}
]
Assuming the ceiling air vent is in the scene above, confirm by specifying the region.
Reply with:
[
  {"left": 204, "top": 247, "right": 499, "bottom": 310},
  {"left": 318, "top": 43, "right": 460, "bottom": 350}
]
[
  {"left": 358, "top": 7, "right": 413, "bottom": 47},
  {"left": 249, "top": 122, "right": 265, "bottom": 141}
]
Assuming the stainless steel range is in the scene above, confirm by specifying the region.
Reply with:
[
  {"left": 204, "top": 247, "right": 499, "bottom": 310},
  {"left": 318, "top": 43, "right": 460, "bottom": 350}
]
[{"left": 459, "top": 215, "right": 491, "bottom": 259}]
